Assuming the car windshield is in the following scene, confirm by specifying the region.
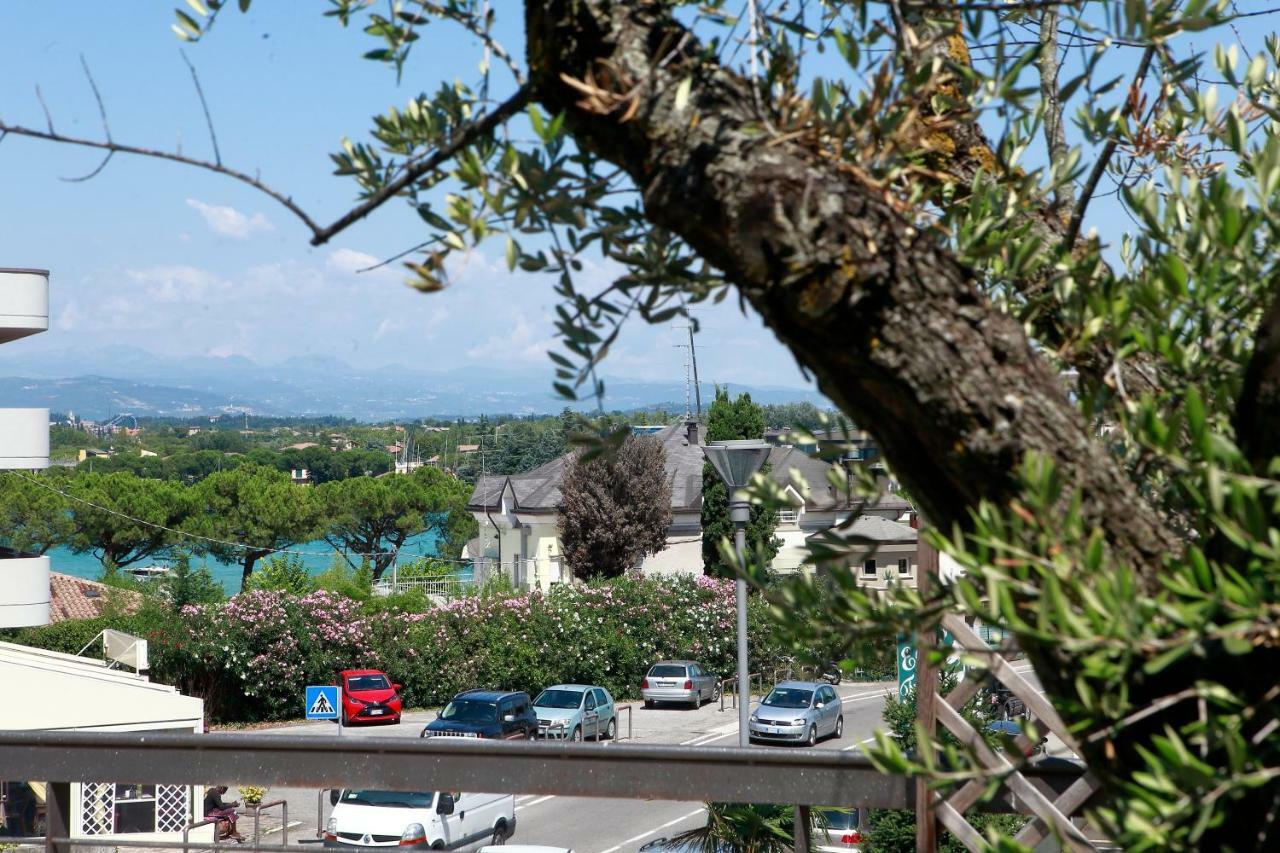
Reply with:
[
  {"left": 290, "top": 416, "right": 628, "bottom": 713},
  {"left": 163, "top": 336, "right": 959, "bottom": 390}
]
[
  {"left": 648, "top": 665, "right": 687, "bottom": 678},
  {"left": 440, "top": 699, "right": 497, "bottom": 722},
  {"left": 339, "top": 790, "right": 434, "bottom": 808},
  {"left": 816, "top": 809, "right": 859, "bottom": 831},
  {"left": 763, "top": 688, "right": 813, "bottom": 709},
  {"left": 347, "top": 675, "right": 389, "bottom": 691},
  {"left": 534, "top": 689, "right": 584, "bottom": 710}
]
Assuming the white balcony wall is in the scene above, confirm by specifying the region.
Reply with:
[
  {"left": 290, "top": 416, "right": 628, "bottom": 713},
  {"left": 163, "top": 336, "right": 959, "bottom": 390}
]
[
  {"left": 0, "top": 268, "right": 50, "bottom": 343},
  {"left": 0, "top": 407, "right": 50, "bottom": 469},
  {"left": 0, "top": 554, "right": 51, "bottom": 628}
]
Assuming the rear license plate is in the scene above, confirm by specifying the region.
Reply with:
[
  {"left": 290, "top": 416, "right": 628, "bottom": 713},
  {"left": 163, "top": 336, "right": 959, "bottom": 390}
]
[{"left": 658, "top": 680, "right": 676, "bottom": 687}]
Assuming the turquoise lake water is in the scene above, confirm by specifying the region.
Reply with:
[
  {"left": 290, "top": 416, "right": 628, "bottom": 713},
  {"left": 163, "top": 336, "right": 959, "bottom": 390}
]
[{"left": 47, "top": 529, "right": 450, "bottom": 594}]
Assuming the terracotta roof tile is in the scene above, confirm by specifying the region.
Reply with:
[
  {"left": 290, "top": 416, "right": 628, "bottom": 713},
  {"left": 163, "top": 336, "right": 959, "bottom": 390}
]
[{"left": 48, "top": 572, "right": 142, "bottom": 623}]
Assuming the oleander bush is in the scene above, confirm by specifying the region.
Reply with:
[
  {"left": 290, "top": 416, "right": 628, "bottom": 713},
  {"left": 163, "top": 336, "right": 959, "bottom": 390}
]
[{"left": 9, "top": 572, "right": 892, "bottom": 722}]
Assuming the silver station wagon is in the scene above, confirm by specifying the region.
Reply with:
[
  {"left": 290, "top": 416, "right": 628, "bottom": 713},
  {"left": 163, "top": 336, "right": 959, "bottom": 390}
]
[
  {"left": 640, "top": 660, "right": 720, "bottom": 709},
  {"left": 748, "top": 681, "right": 844, "bottom": 746}
]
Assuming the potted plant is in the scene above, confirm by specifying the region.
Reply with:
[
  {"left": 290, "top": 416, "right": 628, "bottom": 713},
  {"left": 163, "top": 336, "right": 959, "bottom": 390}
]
[{"left": 238, "top": 786, "right": 267, "bottom": 808}]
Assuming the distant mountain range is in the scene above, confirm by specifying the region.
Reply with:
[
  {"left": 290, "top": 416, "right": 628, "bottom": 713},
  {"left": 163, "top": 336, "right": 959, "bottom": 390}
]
[{"left": 0, "top": 346, "right": 828, "bottom": 420}]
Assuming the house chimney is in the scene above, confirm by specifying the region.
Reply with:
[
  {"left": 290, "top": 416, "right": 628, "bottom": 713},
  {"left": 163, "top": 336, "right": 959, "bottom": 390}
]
[{"left": 686, "top": 420, "right": 699, "bottom": 445}]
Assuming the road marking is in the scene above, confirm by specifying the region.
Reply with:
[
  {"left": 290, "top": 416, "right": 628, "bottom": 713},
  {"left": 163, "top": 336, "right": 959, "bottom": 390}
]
[
  {"left": 515, "top": 795, "right": 538, "bottom": 803},
  {"left": 596, "top": 807, "right": 707, "bottom": 853},
  {"left": 260, "top": 821, "right": 304, "bottom": 836},
  {"left": 843, "top": 735, "right": 879, "bottom": 752},
  {"left": 515, "top": 795, "right": 555, "bottom": 811},
  {"left": 685, "top": 730, "right": 737, "bottom": 746}
]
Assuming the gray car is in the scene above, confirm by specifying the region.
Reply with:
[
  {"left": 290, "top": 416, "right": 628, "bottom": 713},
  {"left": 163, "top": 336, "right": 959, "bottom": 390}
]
[
  {"left": 748, "top": 681, "right": 843, "bottom": 746},
  {"left": 533, "top": 684, "right": 616, "bottom": 741},
  {"left": 641, "top": 660, "right": 720, "bottom": 709}
]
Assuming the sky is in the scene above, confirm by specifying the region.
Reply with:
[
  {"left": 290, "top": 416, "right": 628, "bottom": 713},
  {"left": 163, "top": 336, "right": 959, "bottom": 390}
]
[{"left": 0, "top": 4, "right": 815, "bottom": 392}]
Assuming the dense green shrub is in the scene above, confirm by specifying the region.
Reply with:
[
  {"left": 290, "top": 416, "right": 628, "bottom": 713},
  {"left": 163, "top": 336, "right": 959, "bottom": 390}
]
[{"left": 12, "top": 573, "right": 894, "bottom": 723}]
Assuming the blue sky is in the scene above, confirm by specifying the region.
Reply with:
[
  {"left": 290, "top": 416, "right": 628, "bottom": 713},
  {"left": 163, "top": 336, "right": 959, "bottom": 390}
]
[{"left": 0, "top": 4, "right": 813, "bottom": 390}]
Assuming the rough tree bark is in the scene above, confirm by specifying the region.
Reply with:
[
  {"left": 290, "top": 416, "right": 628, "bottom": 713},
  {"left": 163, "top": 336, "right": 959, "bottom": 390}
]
[
  {"left": 524, "top": 1, "right": 1179, "bottom": 574},
  {"left": 523, "top": 1, "right": 1221, "bottom": 836}
]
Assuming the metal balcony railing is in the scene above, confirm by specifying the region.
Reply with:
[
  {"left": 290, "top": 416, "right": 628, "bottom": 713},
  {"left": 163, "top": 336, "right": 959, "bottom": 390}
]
[{"left": 0, "top": 729, "right": 1089, "bottom": 853}]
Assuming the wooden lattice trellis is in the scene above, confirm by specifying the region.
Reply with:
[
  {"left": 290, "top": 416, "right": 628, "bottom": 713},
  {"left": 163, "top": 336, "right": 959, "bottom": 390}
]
[{"left": 915, "top": 540, "right": 1104, "bottom": 852}]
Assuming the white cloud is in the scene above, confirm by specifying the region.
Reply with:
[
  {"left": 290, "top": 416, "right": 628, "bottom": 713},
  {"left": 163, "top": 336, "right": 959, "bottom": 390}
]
[
  {"left": 185, "top": 198, "right": 273, "bottom": 239},
  {"left": 326, "top": 248, "right": 380, "bottom": 275},
  {"left": 466, "top": 314, "right": 557, "bottom": 362},
  {"left": 126, "top": 265, "right": 224, "bottom": 303}
]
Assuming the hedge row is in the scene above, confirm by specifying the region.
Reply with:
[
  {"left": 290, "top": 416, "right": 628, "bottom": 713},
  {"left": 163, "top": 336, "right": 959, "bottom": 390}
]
[{"left": 11, "top": 574, "right": 891, "bottom": 722}]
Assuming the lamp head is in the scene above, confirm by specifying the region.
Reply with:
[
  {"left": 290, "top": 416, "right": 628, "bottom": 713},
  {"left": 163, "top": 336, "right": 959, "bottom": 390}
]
[{"left": 702, "top": 440, "right": 771, "bottom": 491}]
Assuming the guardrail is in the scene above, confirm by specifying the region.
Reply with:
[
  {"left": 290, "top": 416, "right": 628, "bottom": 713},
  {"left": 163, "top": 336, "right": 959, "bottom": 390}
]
[
  {"left": 1, "top": 729, "right": 1088, "bottom": 853},
  {"left": 243, "top": 798, "right": 289, "bottom": 846},
  {"left": 719, "top": 672, "right": 762, "bottom": 711},
  {"left": 615, "top": 703, "right": 633, "bottom": 741},
  {"left": 182, "top": 817, "right": 221, "bottom": 852}
]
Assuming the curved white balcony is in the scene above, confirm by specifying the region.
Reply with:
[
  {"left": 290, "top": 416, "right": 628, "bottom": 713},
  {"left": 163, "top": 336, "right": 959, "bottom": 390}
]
[
  {"left": 0, "top": 408, "right": 50, "bottom": 469},
  {"left": 0, "top": 268, "right": 49, "bottom": 344},
  {"left": 0, "top": 553, "right": 51, "bottom": 628}
]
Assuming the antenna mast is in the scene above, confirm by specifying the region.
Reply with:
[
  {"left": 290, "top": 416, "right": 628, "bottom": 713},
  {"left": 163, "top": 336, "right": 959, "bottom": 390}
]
[{"left": 684, "top": 324, "right": 703, "bottom": 419}]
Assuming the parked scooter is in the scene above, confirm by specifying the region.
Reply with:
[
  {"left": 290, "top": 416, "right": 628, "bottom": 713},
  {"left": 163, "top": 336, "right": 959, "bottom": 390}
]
[{"left": 820, "top": 664, "right": 843, "bottom": 685}]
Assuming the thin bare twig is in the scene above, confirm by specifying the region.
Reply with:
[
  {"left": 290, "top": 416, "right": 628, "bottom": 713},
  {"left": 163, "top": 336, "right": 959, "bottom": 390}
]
[
  {"left": 0, "top": 119, "right": 324, "bottom": 234},
  {"left": 1063, "top": 42, "right": 1157, "bottom": 248},
  {"left": 417, "top": 0, "right": 526, "bottom": 86},
  {"left": 180, "top": 49, "right": 222, "bottom": 166},
  {"left": 0, "top": 82, "right": 531, "bottom": 247},
  {"left": 80, "top": 55, "right": 111, "bottom": 141},
  {"left": 34, "top": 85, "right": 55, "bottom": 135},
  {"left": 63, "top": 54, "right": 116, "bottom": 182},
  {"left": 1038, "top": 7, "right": 1073, "bottom": 210}
]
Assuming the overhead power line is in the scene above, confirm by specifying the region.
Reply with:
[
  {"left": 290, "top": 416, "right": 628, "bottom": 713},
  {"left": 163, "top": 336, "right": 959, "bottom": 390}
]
[{"left": 12, "top": 470, "right": 475, "bottom": 566}]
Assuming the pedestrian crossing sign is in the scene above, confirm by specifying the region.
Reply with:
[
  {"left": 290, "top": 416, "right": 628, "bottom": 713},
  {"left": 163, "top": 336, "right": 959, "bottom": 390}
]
[{"left": 306, "top": 685, "right": 340, "bottom": 719}]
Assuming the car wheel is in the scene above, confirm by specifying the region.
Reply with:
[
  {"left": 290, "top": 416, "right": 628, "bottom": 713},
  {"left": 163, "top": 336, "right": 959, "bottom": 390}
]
[
  {"left": 711, "top": 683, "right": 722, "bottom": 702},
  {"left": 572, "top": 726, "right": 583, "bottom": 742},
  {"left": 691, "top": 695, "right": 700, "bottom": 710},
  {"left": 834, "top": 716, "right": 844, "bottom": 739},
  {"left": 643, "top": 700, "right": 654, "bottom": 710},
  {"left": 490, "top": 821, "right": 508, "bottom": 845},
  {"left": 526, "top": 728, "right": 536, "bottom": 741},
  {"left": 807, "top": 725, "right": 818, "bottom": 747},
  {"left": 605, "top": 718, "right": 617, "bottom": 740}
]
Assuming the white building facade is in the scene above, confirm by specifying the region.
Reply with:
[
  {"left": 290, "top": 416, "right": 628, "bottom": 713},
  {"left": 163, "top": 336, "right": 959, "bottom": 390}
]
[{"left": 0, "top": 268, "right": 51, "bottom": 628}]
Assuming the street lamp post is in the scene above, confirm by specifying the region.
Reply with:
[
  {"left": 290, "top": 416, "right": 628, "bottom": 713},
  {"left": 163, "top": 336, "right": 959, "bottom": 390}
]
[{"left": 702, "top": 439, "right": 771, "bottom": 747}]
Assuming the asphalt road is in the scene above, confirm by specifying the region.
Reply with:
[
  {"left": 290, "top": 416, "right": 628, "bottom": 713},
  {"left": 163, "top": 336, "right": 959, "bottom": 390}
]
[{"left": 231, "top": 679, "right": 900, "bottom": 853}]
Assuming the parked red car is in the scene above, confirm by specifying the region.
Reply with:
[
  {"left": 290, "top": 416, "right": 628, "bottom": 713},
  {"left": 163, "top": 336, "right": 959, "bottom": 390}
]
[{"left": 338, "top": 669, "right": 403, "bottom": 726}]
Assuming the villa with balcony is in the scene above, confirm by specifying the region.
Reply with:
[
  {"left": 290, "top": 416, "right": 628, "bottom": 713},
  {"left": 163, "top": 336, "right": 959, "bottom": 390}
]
[
  {"left": 0, "top": 268, "right": 51, "bottom": 629},
  {"left": 466, "top": 421, "right": 914, "bottom": 588}
]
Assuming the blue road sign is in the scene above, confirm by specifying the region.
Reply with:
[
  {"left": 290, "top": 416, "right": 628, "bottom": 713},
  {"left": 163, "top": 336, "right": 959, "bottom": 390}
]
[{"left": 305, "top": 685, "right": 340, "bottom": 720}]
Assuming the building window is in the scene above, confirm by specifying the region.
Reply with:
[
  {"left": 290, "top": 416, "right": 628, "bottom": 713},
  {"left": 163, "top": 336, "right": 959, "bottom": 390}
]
[
  {"left": 862, "top": 559, "right": 876, "bottom": 576},
  {"left": 778, "top": 509, "right": 798, "bottom": 524},
  {"left": 897, "top": 558, "right": 910, "bottom": 575}
]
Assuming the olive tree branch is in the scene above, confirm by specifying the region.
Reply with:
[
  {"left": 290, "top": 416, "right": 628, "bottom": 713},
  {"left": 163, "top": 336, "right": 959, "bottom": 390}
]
[
  {"left": 1063, "top": 42, "right": 1157, "bottom": 248},
  {"left": 416, "top": 0, "right": 526, "bottom": 86},
  {"left": 308, "top": 83, "right": 531, "bottom": 246},
  {"left": 0, "top": 118, "right": 325, "bottom": 235},
  {"left": 0, "top": 82, "right": 530, "bottom": 247}
]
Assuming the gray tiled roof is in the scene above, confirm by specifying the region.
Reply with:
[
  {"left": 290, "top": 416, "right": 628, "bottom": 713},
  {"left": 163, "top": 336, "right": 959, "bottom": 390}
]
[
  {"left": 467, "top": 424, "right": 910, "bottom": 515},
  {"left": 806, "top": 514, "right": 918, "bottom": 543}
]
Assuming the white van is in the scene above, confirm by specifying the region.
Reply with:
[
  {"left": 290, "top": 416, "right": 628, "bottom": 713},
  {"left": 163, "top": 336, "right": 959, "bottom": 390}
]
[{"left": 325, "top": 788, "right": 515, "bottom": 850}]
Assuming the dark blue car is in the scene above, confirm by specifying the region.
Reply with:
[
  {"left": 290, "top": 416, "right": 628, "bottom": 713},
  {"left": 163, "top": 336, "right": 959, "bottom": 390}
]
[{"left": 420, "top": 690, "right": 538, "bottom": 740}]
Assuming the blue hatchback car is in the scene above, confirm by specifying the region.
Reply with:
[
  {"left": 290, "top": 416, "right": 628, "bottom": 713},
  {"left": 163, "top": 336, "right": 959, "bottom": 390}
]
[{"left": 420, "top": 690, "right": 538, "bottom": 740}]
